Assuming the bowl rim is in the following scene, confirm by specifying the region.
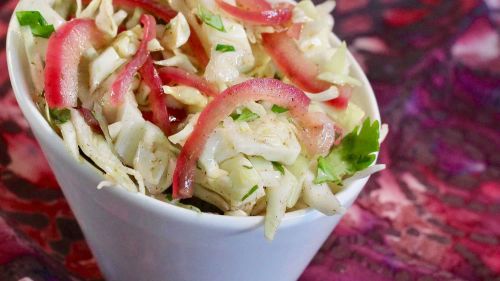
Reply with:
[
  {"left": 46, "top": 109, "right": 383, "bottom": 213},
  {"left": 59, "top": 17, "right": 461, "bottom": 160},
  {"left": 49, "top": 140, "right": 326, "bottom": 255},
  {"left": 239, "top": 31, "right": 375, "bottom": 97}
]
[{"left": 6, "top": 8, "right": 381, "bottom": 230}]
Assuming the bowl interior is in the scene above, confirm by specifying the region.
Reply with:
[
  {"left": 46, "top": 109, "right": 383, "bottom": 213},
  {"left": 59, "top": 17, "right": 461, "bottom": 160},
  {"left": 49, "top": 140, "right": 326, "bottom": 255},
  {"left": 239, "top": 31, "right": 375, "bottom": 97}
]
[{"left": 6, "top": 10, "right": 381, "bottom": 229}]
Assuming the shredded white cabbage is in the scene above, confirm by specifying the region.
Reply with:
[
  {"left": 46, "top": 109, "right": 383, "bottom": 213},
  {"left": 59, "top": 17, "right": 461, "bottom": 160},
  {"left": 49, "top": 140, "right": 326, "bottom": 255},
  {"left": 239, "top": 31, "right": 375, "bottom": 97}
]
[
  {"left": 89, "top": 47, "right": 127, "bottom": 93},
  {"left": 286, "top": 155, "right": 309, "bottom": 208},
  {"left": 292, "top": 0, "right": 317, "bottom": 24},
  {"left": 380, "top": 124, "right": 389, "bottom": 143},
  {"left": 342, "top": 164, "right": 386, "bottom": 187},
  {"left": 79, "top": 0, "right": 100, "bottom": 18},
  {"left": 302, "top": 171, "right": 344, "bottom": 215},
  {"left": 198, "top": 128, "right": 237, "bottom": 179},
  {"left": 95, "top": 0, "right": 118, "bottom": 37},
  {"left": 148, "top": 38, "right": 164, "bottom": 52},
  {"left": 20, "top": 0, "right": 387, "bottom": 240},
  {"left": 70, "top": 109, "right": 145, "bottom": 193},
  {"left": 134, "top": 122, "right": 176, "bottom": 194},
  {"left": 75, "top": 0, "right": 83, "bottom": 17},
  {"left": 163, "top": 86, "right": 208, "bottom": 111},
  {"left": 113, "top": 29, "right": 141, "bottom": 58},
  {"left": 224, "top": 210, "right": 248, "bottom": 216},
  {"left": 168, "top": 113, "right": 199, "bottom": 146},
  {"left": 216, "top": 154, "right": 266, "bottom": 208},
  {"left": 161, "top": 13, "right": 191, "bottom": 50},
  {"left": 323, "top": 101, "right": 365, "bottom": 133},
  {"left": 113, "top": 10, "right": 128, "bottom": 27},
  {"left": 205, "top": 51, "right": 243, "bottom": 85},
  {"left": 305, "top": 86, "right": 339, "bottom": 102},
  {"left": 126, "top": 8, "right": 143, "bottom": 29},
  {"left": 58, "top": 121, "right": 79, "bottom": 160},
  {"left": 221, "top": 115, "right": 301, "bottom": 165},
  {"left": 264, "top": 176, "right": 293, "bottom": 240},
  {"left": 20, "top": 27, "right": 45, "bottom": 94},
  {"left": 154, "top": 51, "right": 198, "bottom": 73},
  {"left": 194, "top": 184, "right": 230, "bottom": 212}
]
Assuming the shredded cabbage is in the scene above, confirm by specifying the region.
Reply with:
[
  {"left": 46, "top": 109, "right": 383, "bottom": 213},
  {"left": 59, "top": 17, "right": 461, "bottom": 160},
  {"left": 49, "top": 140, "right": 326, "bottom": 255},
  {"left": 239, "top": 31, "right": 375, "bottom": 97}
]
[
  {"left": 302, "top": 171, "right": 344, "bottom": 215},
  {"left": 70, "top": 109, "right": 145, "bottom": 193},
  {"left": 95, "top": 0, "right": 118, "bottom": 37},
  {"left": 89, "top": 47, "right": 127, "bottom": 92},
  {"left": 126, "top": 8, "right": 143, "bottom": 29},
  {"left": 154, "top": 51, "right": 198, "bottom": 73},
  {"left": 134, "top": 122, "right": 176, "bottom": 194},
  {"left": 221, "top": 114, "right": 301, "bottom": 165},
  {"left": 163, "top": 86, "right": 208, "bottom": 111},
  {"left": 20, "top": 27, "right": 45, "bottom": 94},
  {"left": 161, "top": 13, "right": 191, "bottom": 50},
  {"left": 168, "top": 113, "right": 199, "bottom": 146},
  {"left": 20, "top": 0, "right": 387, "bottom": 240},
  {"left": 58, "top": 121, "right": 79, "bottom": 160},
  {"left": 305, "top": 86, "right": 339, "bottom": 102}
]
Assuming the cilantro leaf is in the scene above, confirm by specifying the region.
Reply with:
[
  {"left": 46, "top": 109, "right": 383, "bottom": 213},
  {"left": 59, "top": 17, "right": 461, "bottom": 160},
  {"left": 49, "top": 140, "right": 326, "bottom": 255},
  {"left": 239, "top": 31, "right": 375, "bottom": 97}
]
[
  {"left": 16, "top": 11, "right": 55, "bottom": 38},
  {"left": 314, "top": 119, "right": 380, "bottom": 185},
  {"left": 231, "top": 108, "right": 259, "bottom": 122},
  {"left": 215, "top": 44, "right": 235, "bottom": 52},
  {"left": 271, "top": 104, "right": 288, "bottom": 113},
  {"left": 30, "top": 24, "right": 55, "bottom": 38},
  {"left": 241, "top": 185, "right": 258, "bottom": 201},
  {"left": 16, "top": 11, "right": 48, "bottom": 26},
  {"left": 272, "top": 161, "right": 285, "bottom": 175},
  {"left": 49, "top": 108, "right": 71, "bottom": 125},
  {"left": 198, "top": 5, "right": 225, "bottom": 32}
]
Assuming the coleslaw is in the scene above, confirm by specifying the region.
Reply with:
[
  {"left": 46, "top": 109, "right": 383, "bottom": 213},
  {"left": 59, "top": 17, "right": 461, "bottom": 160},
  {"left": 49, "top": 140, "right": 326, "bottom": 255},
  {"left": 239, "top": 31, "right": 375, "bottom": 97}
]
[{"left": 16, "top": 0, "right": 386, "bottom": 240}]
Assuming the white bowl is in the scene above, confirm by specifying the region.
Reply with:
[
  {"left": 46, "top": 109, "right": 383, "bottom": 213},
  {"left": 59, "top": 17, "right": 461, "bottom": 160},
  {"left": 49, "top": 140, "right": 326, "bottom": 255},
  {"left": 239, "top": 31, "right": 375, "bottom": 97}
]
[{"left": 6, "top": 8, "right": 381, "bottom": 281}]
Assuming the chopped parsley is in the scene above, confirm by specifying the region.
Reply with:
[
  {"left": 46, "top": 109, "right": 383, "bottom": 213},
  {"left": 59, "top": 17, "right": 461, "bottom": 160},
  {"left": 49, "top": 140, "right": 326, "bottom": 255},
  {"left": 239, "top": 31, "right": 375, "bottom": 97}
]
[
  {"left": 215, "top": 44, "right": 235, "bottom": 52},
  {"left": 198, "top": 5, "right": 225, "bottom": 32},
  {"left": 231, "top": 108, "right": 259, "bottom": 122},
  {"left": 241, "top": 185, "right": 258, "bottom": 201},
  {"left": 16, "top": 11, "right": 55, "bottom": 38},
  {"left": 272, "top": 161, "right": 285, "bottom": 175},
  {"left": 315, "top": 119, "right": 380, "bottom": 185},
  {"left": 271, "top": 105, "right": 288, "bottom": 113},
  {"left": 49, "top": 108, "right": 71, "bottom": 125},
  {"left": 243, "top": 165, "right": 253, "bottom": 169}
]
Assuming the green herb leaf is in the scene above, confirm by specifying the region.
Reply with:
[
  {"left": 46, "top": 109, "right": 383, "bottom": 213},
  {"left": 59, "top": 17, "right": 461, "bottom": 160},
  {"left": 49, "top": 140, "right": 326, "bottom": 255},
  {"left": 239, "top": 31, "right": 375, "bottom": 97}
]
[
  {"left": 241, "top": 185, "right": 258, "bottom": 201},
  {"left": 271, "top": 104, "right": 288, "bottom": 113},
  {"left": 314, "top": 119, "right": 380, "bottom": 185},
  {"left": 16, "top": 11, "right": 48, "bottom": 26},
  {"left": 198, "top": 5, "right": 225, "bottom": 32},
  {"left": 243, "top": 165, "right": 253, "bottom": 169},
  {"left": 165, "top": 194, "right": 173, "bottom": 201},
  {"left": 272, "top": 161, "right": 285, "bottom": 175},
  {"left": 31, "top": 24, "right": 55, "bottom": 38},
  {"left": 231, "top": 108, "right": 260, "bottom": 122},
  {"left": 16, "top": 11, "right": 55, "bottom": 38},
  {"left": 215, "top": 44, "right": 235, "bottom": 52},
  {"left": 49, "top": 108, "right": 71, "bottom": 125}
]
